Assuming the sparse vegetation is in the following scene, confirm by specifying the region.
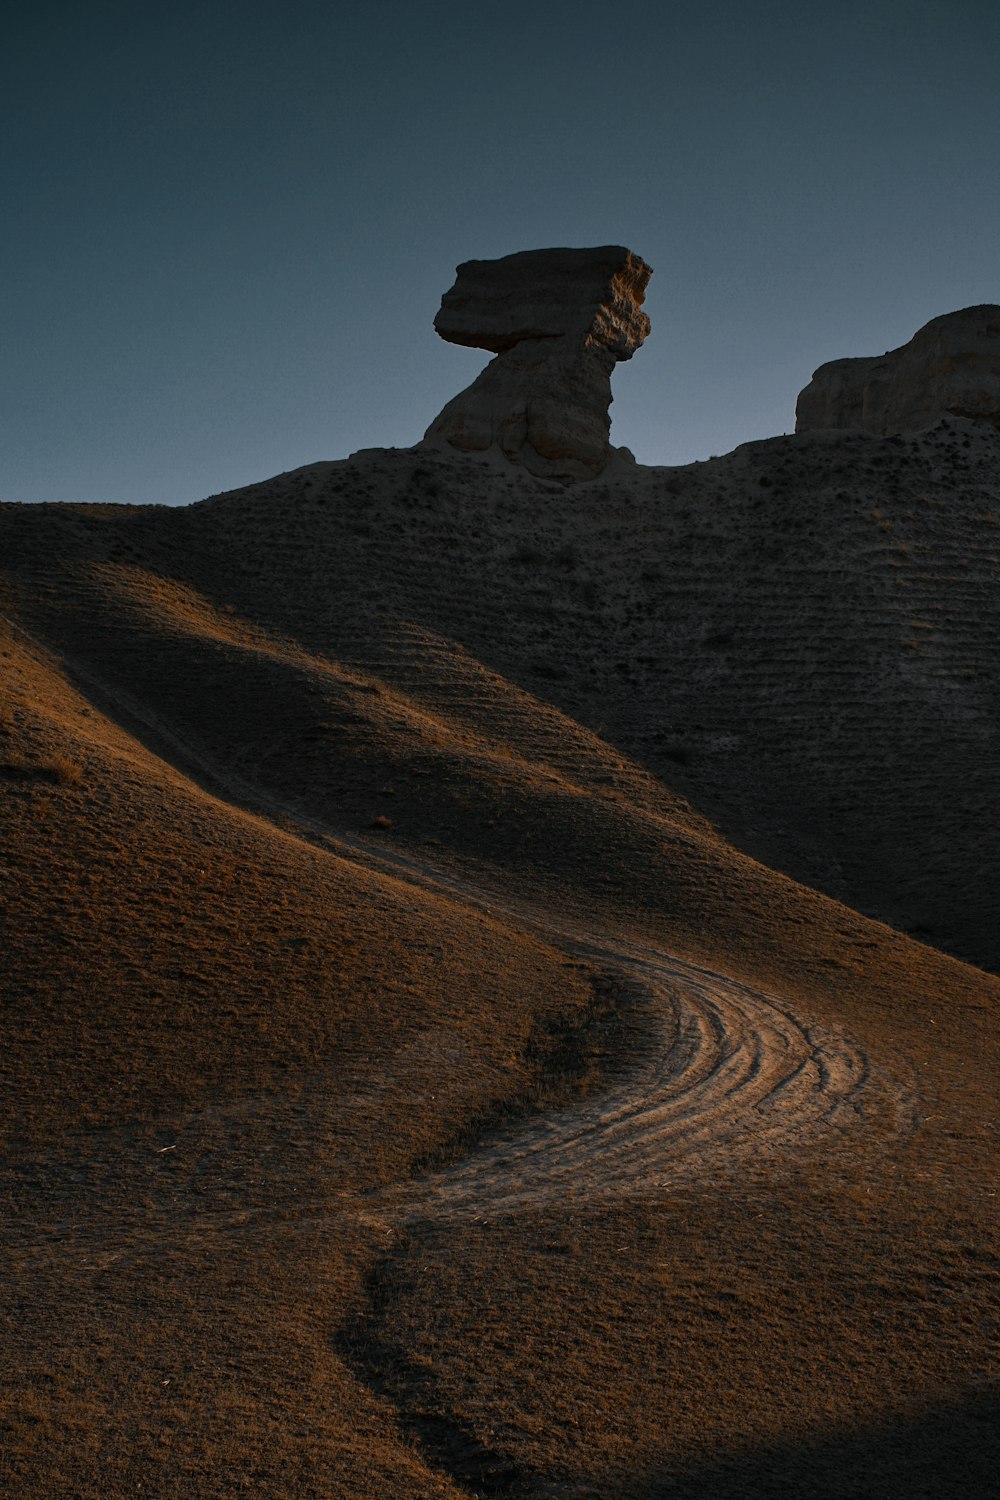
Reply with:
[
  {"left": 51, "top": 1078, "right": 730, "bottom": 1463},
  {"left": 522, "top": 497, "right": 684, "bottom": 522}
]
[
  {"left": 2, "top": 423, "right": 999, "bottom": 1498},
  {"left": 1, "top": 751, "right": 82, "bottom": 785}
]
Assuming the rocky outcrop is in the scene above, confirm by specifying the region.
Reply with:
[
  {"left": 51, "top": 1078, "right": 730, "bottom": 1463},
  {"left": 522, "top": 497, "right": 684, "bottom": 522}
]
[
  {"left": 796, "top": 305, "right": 1000, "bottom": 435},
  {"left": 422, "top": 246, "right": 652, "bottom": 480}
]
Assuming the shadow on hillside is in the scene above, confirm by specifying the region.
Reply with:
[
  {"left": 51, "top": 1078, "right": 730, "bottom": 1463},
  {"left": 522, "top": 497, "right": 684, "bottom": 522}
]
[
  {"left": 339, "top": 1248, "right": 999, "bottom": 1500},
  {"left": 643, "top": 1386, "right": 1000, "bottom": 1500}
]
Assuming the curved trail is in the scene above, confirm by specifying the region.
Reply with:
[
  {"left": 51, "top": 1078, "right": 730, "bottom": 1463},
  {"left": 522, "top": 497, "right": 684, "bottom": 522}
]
[
  {"left": 381, "top": 938, "right": 908, "bottom": 1223},
  {"left": 1, "top": 613, "right": 912, "bottom": 1230},
  {"left": 306, "top": 839, "right": 912, "bottom": 1224}
]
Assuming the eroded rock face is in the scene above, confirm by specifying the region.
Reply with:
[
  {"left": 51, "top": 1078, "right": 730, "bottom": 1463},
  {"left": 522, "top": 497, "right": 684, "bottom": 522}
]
[
  {"left": 796, "top": 305, "right": 1000, "bottom": 435},
  {"left": 422, "top": 246, "right": 652, "bottom": 481}
]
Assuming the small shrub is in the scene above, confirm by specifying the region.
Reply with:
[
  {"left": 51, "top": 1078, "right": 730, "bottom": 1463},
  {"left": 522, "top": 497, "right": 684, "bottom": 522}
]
[
  {"left": 46, "top": 755, "right": 83, "bottom": 786},
  {"left": 0, "top": 753, "right": 82, "bottom": 786}
]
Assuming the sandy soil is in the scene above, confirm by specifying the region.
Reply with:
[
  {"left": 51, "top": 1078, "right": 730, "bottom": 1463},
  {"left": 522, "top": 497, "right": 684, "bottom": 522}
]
[{"left": 1, "top": 423, "right": 997, "bottom": 1497}]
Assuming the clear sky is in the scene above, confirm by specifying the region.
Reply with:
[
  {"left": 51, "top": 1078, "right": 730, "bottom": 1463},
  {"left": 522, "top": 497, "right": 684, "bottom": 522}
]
[{"left": 3, "top": 0, "right": 999, "bottom": 505}]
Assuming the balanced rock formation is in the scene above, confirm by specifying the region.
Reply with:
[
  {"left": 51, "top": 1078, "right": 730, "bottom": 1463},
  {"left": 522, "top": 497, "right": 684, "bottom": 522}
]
[
  {"left": 422, "top": 246, "right": 652, "bottom": 481},
  {"left": 796, "top": 304, "right": 1000, "bottom": 435}
]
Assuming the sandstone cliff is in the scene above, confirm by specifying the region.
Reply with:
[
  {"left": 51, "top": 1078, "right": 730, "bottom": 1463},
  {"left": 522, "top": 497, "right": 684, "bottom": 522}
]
[{"left": 796, "top": 304, "right": 1000, "bottom": 435}]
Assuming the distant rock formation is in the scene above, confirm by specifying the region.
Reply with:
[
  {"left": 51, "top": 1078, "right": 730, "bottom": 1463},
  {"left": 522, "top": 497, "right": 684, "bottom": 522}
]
[
  {"left": 796, "top": 305, "right": 1000, "bottom": 435},
  {"left": 422, "top": 246, "right": 652, "bottom": 481}
]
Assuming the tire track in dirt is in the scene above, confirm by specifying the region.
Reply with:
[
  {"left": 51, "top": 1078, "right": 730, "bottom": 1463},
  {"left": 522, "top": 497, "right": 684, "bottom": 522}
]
[
  {"left": 2, "top": 614, "right": 912, "bottom": 1233},
  {"left": 380, "top": 941, "right": 911, "bottom": 1222}
]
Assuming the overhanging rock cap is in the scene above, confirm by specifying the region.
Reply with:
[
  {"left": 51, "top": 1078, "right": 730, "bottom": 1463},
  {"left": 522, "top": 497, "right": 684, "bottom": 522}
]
[{"left": 433, "top": 245, "right": 652, "bottom": 359}]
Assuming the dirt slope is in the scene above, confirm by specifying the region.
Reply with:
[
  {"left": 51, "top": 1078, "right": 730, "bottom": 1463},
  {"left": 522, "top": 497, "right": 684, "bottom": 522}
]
[{"left": 1, "top": 427, "right": 997, "bottom": 1497}]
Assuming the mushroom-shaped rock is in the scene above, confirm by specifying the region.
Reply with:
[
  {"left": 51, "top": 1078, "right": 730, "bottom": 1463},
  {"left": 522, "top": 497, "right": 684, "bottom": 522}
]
[
  {"left": 422, "top": 246, "right": 652, "bottom": 481},
  {"left": 795, "top": 305, "right": 1000, "bottom": 436}
]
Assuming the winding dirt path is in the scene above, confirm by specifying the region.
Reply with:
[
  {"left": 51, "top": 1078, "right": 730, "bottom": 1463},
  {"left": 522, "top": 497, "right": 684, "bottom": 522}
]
[
  {"left": 3, "top": 613, "right": 912, "bottom": 1231},
  {"left": 383, "top": 940, "right": 911, "bottom": 1222}
]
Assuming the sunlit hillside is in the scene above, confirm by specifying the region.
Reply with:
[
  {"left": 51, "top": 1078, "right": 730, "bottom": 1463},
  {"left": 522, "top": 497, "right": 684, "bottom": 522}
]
[{"left": 1, "top": 418, "right": 997, "bottom": 1498}]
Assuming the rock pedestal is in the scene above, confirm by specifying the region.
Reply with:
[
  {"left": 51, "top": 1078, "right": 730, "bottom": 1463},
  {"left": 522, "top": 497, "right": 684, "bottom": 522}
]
[
  {"left": 422, "top": 246, "right": 652, "bottom": 481},
  {"left": 796, "top": 305, "right": 1000, "bottom": 435}
]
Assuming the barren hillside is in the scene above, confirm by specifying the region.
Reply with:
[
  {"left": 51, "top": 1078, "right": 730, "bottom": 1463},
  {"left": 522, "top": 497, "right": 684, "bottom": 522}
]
[{"left": 1, "top": 420, "right": 998, "bottom": 1497}]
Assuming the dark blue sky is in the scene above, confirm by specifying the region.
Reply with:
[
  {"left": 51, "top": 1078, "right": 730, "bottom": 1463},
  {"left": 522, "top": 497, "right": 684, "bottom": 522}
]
[{"left": 4, "top": 0, "right": 998, "bottom": 505}]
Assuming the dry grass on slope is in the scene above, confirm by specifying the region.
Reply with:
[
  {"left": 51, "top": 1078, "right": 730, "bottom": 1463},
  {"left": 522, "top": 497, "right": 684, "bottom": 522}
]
[
  {"left": 7, "top": 420, "right": 1000, "bottom": 976},
  {"left": 2, "top": 531, "right": 995, "bottom": 1214},
  {"left": 1, "top": 451, "right": 998, "bottom": 1500},
  {"left": 0, "top": 626, "right": 611, "bottom": 1498},
  {"left": 118, "top": 420, "right": 1000, "bottom": 973},
  {"left": 357, "top": 1175, "right": 998, "bottom": 1499},
  {"left": 2, "top": 545, "right": 990, "bottom": 1116}
]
